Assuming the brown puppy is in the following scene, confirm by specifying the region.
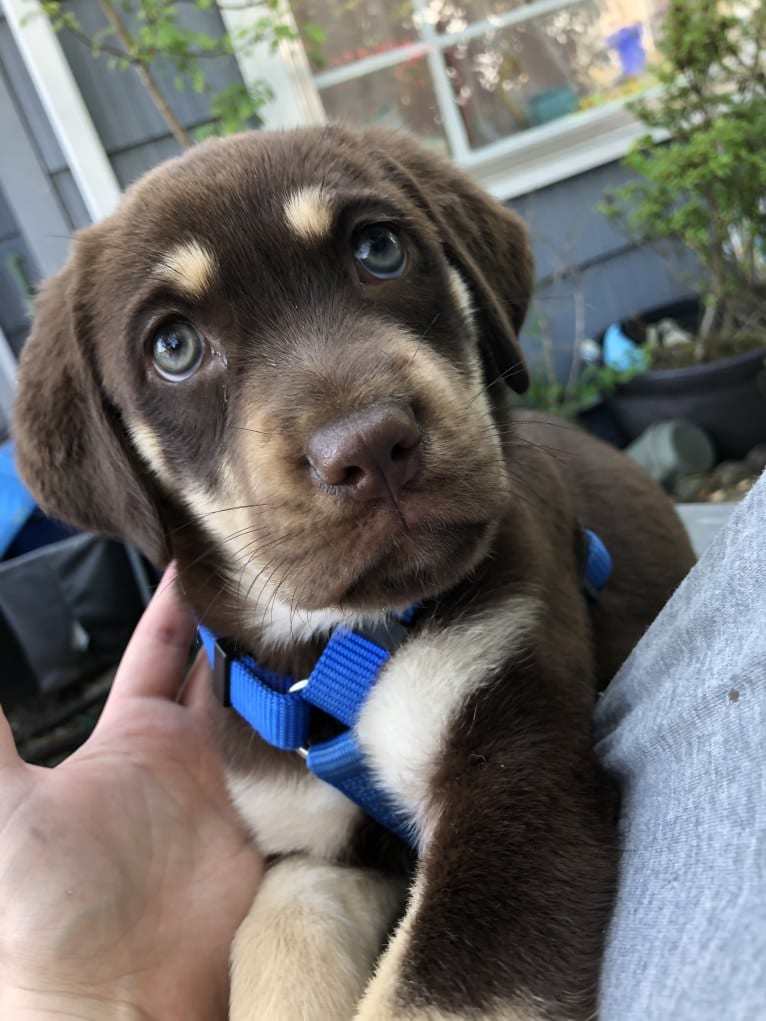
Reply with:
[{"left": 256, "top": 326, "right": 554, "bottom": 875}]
[{"left": 14, "top": 125, "right": 694, "bottom": 1021}]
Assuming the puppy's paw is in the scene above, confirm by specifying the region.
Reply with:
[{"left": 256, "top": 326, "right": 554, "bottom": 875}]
[{"left": 230, "top": 854, "right": 406, "bottom": 1021}]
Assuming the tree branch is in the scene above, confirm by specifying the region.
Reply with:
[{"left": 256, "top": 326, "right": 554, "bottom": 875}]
[{"left": 95, "top": 0, "right": 193, "bottom": 148}]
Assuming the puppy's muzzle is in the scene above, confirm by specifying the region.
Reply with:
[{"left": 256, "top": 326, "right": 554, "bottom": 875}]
[{"left": 307, "top": 402, "right": 420, "bottom": 503}]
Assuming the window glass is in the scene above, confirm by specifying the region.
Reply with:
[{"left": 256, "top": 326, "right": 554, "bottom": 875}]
[
  {"left": 445, "top": 1, "right": 662, "bottom": 149},
  {"left": 292, "top": 0, "right": 667, "bottom": 153},
  {"left": 318, "top": 58, "right": 449, "bottom": 152},
  {"left": 291, "top": 0, "right": 418, "bottom": 72},
  {"left": 418, "top": 0, "right": 527, "bottom": 33}
]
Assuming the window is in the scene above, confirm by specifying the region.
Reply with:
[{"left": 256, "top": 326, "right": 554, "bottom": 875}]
[{"left": 261, "top": 0, "right": 668, "bottom": 197}]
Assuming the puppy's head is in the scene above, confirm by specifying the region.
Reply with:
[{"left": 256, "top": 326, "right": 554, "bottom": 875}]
[{"left": 14, "top": 126, "right": 533, "bottom": 645}]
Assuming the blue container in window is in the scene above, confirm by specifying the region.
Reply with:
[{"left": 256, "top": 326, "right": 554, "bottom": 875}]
[
  {"left": 607, "top": 24, "right": 646, "bottom": 77},
  {"left": 527, "top": 87, "right": 578, "bottom": 126}
]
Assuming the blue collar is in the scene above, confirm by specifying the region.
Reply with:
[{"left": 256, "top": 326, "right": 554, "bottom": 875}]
[{"left": 200, "top": 529, "right": 611, "bottom": 846}]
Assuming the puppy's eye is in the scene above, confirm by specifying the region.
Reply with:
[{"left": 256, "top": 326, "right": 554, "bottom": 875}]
[
  {"left": 151, "top": 321, "right": 205, "bottom": 382},
  {"left": 353, "top": 225, "right": 406, "bottom": 280}
]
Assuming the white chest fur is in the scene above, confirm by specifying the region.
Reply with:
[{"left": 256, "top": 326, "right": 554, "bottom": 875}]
[
  {"left": 355, "top": 594, "right": 540, "bottom": 850},
  {"left": 226, "top": 763, "right": 363, "bottom": 860}
]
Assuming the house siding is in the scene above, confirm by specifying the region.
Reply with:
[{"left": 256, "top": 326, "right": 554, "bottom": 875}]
[
  {"left": 511, "top": 160, "right": 697, "bottom": 376},
  {"left": 56, "top": 0, "right": 249, "bottom": 189},
  {"left": 0, "top": 185, "right": 34, "bottom": 358}
]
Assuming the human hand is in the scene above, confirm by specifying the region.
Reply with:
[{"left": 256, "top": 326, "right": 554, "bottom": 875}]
[{"left": 0, "top": 564, "right": 263, "bottom": 1020}]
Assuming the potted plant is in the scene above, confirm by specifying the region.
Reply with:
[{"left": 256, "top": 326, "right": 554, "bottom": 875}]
[{"left": 600, "top": 0, "right": 766, "bottom": 459}]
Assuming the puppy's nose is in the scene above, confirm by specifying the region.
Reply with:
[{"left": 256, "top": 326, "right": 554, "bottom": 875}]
[{"left": 307, "top": 403, "right": 420, "bottom": 502}]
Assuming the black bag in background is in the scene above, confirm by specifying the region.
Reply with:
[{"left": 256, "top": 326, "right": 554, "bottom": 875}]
[
  {"left": 0, "top": 532, "right": 148, "bottom": 699},
  {"left": 0, "top": 443, "right": 150, "bottom": 702}
]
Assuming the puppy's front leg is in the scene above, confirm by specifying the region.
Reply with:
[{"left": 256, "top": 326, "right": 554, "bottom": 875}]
[
  {"left": 230, "top": 854, "right": 406, "bottom": 1021},
  {"left": 354, "top": 872, "right": 561, "bottom": 1021},
  {"left": 354, "top": 681, "right": 617, "bottom": 1021}
]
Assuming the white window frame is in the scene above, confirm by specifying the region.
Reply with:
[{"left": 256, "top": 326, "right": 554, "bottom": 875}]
[
  {"left": 218, "top": 2, "right": 326, "bottom": 128},
  {"left": 2, "top": 0, "right": 121, "bottom": 221},
  {"left": 235, "top": 0, "right": 651, "bottom": 200},
  {"left": 0, "top": 324, "right": 17, "bottom": 422}
]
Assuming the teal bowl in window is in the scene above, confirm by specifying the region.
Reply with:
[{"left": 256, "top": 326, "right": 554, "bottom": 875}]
[{"left": 527, "top": 87, "right": 578, "bottom": 126}]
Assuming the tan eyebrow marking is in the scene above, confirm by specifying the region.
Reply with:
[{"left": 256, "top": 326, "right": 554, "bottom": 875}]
[
  {"left": 154, "top": 240, "right": 216, "bottom": 297},
  {"left": 284, "top": 186, "right": 333, "bottom": 241}
]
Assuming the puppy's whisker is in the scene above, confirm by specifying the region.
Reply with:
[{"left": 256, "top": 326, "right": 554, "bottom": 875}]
[
  {"left": 228, "top": 523, "right": 304, "bottom": 562},
  {"left": 240, "top": 544, "right": 289, "bottom": 617},
  {"left": 197, "top": 499, "right": 290, "bottom": 516},
  {"left": 510, "top": 416, "right": 588, "bottom": 432},
  {"left": 251, "top": 555, "right": 291, "bottom": 633},
  {"left": 487, "top": 422, "right": 574, "bottom": 456},
  {"left": 195, "top": 577, "right": 234, "bottom": 630},
  {"left": 224, "top": 524, "right": 286, "bottom": 551},
  {"left": 167, "top": 502, "right": 289, "bottom": 537},
  {"left": 230, "top": 425, "right": 272, "bottom": 437},
  {"left": 466, "top": 361, "right": 528, "bottom": 404},
  {"left": 263, "top": 567, "right": 294, "bottom": 636},
  {"left": 226, "top": 543, "right": 296, "bottom": 592},
  {"left": 404, "top": 312, "right": 441, "bottom": 370},
  {"left": 189, "top": 524, "right": 273, "bottom": 564},
  {"left": 174, "top": 539, "right": 237, "bottom": 581},
  {"left": 172, "top": 521, "right": 294, "bottom": 585},
  {"left": 505, "top": 462, "right": 562, "bottom": 513}
]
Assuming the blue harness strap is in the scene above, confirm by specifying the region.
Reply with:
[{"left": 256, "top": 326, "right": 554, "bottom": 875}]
[
  {"left": 582, "top": 528, "right": 612, "bottom": 600},
  {"left": 306, "top": 730, "right": 411, "bottom": 840},
  {"left": 199, "top": 612, "right": 416, "bottom": 842},
  {"left": 304, "top": 628, "right": 390, "bottom": 727},
  {"left": 200, "top": 526, "right": 612, "bottom": 845},
  {"left": 199, "top": 628, "right": 311, "bottom": 750}
]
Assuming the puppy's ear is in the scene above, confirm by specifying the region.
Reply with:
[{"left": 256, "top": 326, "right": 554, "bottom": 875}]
[
  {"left": 13, "top": 241, "right": 168, "bottom": 565},
  {"left": 370, "top": 132, "right": 533, "bottom": 394}
]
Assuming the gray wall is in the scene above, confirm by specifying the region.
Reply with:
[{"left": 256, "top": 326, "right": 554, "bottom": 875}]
[
  {"left": 0, "top": 184, "right": 35, "bottom": 359},
  {"left": 57, "top": 0, "right": 248, "bottom": 189},
  {"left": 512, "top": 160, "right": 697, "bottom": 376}
]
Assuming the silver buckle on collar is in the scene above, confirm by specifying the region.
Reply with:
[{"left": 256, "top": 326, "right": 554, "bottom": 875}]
[
  {"left": 212, "top": 638, "right": 232, "bottom": 707},
  {"left": 288, "top": 677, "right": 310, "bottom": 759}
]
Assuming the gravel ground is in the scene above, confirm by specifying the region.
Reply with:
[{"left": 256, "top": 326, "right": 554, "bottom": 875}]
[{"left": 8, "top": 668, "right": 115, "bottom": 766}]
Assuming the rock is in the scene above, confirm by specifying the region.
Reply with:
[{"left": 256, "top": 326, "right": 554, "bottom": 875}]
[
  {"left": 656, "top": 317, "right": 693, "bottom": 347},
  {"left": 745, "top": 443, "right": 766, "bottom": 474},
  {"left": 711, "top": 460, "right": 752, "bottom": 488},
  {"left": 626, "top": 419, "right": 715, "bottom": 487},
  {"left": 674, "top": 474, "right": 708, "bottom": 502}
]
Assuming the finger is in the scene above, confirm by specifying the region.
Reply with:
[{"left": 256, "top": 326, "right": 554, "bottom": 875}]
[
  {"left": 101, "top": 563, "right": 197, "bottom": 715},
  {"left": 177, "top": 647, "right": 215, "bottom": 715},
  {"left": 0, "top": 704, "right": 22, "bottom": 772}
]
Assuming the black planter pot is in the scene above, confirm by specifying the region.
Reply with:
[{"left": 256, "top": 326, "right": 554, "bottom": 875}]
[{"left": 605, "top": 345, "right": 766, "bottom": 461}]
